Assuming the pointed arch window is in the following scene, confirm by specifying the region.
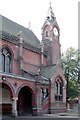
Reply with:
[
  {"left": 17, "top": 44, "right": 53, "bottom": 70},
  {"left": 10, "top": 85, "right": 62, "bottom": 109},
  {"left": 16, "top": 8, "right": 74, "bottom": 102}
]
[
  {"left": 41, "top": 88, "right": 49, "bottom": 102},
  {"left": 1, "top": 48, "right": 11, "bottom": 73},
  {"left": 45, "top": 31, "right": 49, "bottom": 37},
  {"left": 55, "top": 78, "right": 63, "bottom": 101},
  {"left": 41, "top": 88, "right": 44, "bottom": 101}
]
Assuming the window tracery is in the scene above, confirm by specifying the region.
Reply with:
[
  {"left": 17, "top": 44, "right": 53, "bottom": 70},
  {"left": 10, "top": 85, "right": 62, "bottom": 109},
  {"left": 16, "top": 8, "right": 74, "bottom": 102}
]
[{"left": 1, "top": 48, "right": 11, "bottom": 73}]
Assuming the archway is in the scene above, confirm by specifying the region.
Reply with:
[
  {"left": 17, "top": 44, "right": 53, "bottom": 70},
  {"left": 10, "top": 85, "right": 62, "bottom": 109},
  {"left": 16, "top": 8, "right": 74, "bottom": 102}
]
[
  {"left": 17, "top": 86, "right": 34, "bottom": 115},
  {"left": 1, "top": 83, "right": 13, "bottom": 115}
]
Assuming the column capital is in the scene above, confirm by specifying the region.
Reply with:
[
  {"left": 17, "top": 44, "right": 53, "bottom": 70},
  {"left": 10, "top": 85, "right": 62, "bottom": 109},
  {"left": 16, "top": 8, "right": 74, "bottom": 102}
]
[
  {"left": 63, "top": 86, "right": 66, "bottom": 89},
  {"left": 12, "top": 97, "right": 18, "bottom": 100}
]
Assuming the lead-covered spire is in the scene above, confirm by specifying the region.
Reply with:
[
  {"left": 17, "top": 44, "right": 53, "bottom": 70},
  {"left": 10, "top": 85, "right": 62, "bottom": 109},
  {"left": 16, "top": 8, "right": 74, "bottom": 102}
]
[{"left": 46, "top": 2, "right": 56, "bottom": 22}]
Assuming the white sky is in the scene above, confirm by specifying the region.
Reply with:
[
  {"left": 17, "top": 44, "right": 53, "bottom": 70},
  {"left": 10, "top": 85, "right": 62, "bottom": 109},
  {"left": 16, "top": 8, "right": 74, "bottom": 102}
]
[{"left": 0, "top": 0, "right": 79, "bottom": 52}]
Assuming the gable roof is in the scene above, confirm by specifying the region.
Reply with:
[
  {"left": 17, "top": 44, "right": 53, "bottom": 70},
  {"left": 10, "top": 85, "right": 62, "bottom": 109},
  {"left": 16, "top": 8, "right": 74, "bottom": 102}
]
[
  {"left": 40, "top": 64, "right": 56, "bottom": 79},
  {"left": 0, "top": 15, "right": 40, "bottom": 47}
]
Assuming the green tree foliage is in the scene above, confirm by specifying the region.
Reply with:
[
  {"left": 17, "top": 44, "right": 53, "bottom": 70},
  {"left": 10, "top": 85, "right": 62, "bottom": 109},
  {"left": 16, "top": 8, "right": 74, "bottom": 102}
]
[
  {"left": 68, "top": 80, "right": 78, "bottom": 99},
  {"left": 61, "top": 47, "right": 80, "bottom": 99}
]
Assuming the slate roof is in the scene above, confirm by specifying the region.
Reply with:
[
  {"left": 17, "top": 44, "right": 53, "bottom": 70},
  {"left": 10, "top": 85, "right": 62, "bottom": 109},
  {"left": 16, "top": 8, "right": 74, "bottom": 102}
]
[
  {"left": 0, "top": 15, "right": 40, "bottom": 48},
  {"left": 43, "top": 39, "right": 51, "bottom": 45},
  {"left": 40, "top": 64, "right": 56, "bottom": 79}
]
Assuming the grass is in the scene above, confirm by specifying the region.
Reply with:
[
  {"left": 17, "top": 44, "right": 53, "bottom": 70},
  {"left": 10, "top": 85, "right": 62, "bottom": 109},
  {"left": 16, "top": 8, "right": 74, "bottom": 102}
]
[{"left": 60, "top": 113, "right": 79, "bottom": 116}]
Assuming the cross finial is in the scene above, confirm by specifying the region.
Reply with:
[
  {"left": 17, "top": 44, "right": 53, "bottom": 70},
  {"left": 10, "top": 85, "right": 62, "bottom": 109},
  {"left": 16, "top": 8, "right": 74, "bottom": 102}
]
[
  {"left": 49, "top": 2, "right": 51, "bottom": 7},
  {"left": 28, "top": 21, "right": 31, "bottom": 30}
]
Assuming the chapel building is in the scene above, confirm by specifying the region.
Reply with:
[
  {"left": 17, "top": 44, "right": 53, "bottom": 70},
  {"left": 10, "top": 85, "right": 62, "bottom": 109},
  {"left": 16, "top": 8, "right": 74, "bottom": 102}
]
[{"left": 0, "top": 4, "right": 66, "bottom": 116}]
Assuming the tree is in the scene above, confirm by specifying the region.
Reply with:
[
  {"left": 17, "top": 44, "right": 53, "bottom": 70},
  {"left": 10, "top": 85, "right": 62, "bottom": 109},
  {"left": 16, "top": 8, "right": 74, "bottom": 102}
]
[
  {"left": 61, "top": 47, "right": 79, "bottom": 100},
  {"left": 68, "top": 80, "right": 78, "bottom": 99}
]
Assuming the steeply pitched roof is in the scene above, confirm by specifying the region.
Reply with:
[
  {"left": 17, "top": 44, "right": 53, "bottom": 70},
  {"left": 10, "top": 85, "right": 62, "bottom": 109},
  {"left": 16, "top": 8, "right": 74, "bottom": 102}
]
[
  {"left": 0, "top": 15, "right": 40, "bottom": 47},
  {"left": 40, "top": 64, "right": 56, "bottom": 79}
]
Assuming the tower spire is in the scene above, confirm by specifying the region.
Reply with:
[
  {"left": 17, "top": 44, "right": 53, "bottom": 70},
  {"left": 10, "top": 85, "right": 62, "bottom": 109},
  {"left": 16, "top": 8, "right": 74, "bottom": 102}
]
[{"left": 46, "top": 2, "right": 56, "bottom": 21}]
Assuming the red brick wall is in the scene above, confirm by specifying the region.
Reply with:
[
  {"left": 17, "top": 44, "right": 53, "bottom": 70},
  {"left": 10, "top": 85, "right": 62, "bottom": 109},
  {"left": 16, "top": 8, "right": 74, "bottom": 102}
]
[
  {"left": 69, "top": 99, "right": 78, "bottom": 109},
  {"left": 42, "top": 24, "right": 52, "bottom": 40},
  {"left": 23, "top": 48, "right": 41, "bottom": 66},
  {"left": 1, "top": 39, "right": 47, "bottom": 74},
  {"left": 42, "top": 97, "right": 49, "bottom": 113}
]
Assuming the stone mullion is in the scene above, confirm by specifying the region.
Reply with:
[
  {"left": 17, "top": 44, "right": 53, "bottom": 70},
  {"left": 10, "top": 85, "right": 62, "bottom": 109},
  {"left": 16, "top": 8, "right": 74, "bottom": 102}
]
[
  {"left": 34, "top": 80, "right": 42, "bottom": 116},
  {"left": 63, "top": 86, "right": 66, "bottom": 103}
]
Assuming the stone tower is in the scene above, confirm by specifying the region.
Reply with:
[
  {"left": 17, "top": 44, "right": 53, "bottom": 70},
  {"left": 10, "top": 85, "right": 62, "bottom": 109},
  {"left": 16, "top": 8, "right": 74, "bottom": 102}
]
[{"left": 41, "top": 3, "right": 61, "bottom": 65}]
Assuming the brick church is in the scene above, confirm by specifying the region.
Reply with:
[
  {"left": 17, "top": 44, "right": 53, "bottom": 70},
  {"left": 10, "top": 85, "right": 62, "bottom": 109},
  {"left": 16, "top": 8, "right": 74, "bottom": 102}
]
[{"left": 0, "top": 4, "right": 66, "bottom": 116}]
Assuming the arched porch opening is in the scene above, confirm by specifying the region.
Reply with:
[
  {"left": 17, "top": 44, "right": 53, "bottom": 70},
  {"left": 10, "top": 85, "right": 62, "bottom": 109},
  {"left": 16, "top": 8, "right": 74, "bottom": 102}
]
[
  {"left": 17, "top": 86, "right": 35, "bottom": 115},
  {"left": 1, "top": 83, "right": 13, "bottom": 115}
]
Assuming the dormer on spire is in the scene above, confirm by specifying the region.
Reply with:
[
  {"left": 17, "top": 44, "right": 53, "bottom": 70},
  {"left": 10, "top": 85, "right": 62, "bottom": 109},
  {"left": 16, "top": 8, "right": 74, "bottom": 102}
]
[{"left": 46, "top": 2, "right": 56, "bottom": 22}]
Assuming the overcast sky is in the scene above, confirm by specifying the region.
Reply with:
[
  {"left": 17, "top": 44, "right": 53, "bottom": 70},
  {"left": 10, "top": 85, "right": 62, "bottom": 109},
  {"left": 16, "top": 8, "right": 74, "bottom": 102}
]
[{"left": 0, "top": 0, "right": 79, "bottom": 52}]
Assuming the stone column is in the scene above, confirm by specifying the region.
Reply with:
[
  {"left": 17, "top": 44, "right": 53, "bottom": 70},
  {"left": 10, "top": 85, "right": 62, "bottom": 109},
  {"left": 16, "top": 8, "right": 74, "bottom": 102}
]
[
  {"left": 12, "top": 97, "right": 18, "bottom": 117},
  {"left": 39, "top": 40, "right": 44, "bottom": 67},
  {"left": 17, "top": 31, "right": 23, "bottom": 71},
  {"left": 48, "top": 78, "right": 51, "bottom": 114},
  {"left": 33, "top": 75, "right": 42, "bottom": 116},
  {"left": 63, "top": 86, "right": 66, "bottom": 103},
  {"left": 41, "top": 40, "right": 44, "bottom": 66}
]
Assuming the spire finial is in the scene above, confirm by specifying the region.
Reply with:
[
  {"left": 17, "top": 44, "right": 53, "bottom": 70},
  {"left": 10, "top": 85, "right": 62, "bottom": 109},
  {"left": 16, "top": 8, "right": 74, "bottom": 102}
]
[
  {"left": 49, "top": 2, "right": 51, "bottom": 7},
  {"left": 46, "top": 2, "right": 55, "bottom": 21},
  {"left": 28, "top": 21, "right": 31, "bottom": 30},
  {"left": 49, "top": 2, "right": 53, "bottom": 12}
]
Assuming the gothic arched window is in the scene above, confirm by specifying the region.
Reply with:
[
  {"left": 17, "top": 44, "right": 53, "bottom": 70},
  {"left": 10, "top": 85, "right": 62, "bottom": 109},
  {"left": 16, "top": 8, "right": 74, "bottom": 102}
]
[
  {"left": 41, "top": 88, "right": 44, "bottom": 101},
  {"left": 41, "top": 88, "right": 49, "bottom": 102},
  {"left": 45, "top": 31, "right": 49, "bottom": 37},
  {"left": 1, "top": 48, "right": 11, "bottom": 73},
  {"left": 55, "top": 78, "right": 63, "bottom": 101}
]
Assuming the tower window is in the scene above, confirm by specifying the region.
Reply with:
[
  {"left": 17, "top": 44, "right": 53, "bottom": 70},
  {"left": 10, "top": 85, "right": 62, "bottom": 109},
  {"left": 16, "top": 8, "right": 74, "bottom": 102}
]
[
  {"left": 44, "top": 88, "right": 48, "bottom": 98},
  {"left": 41, "top": 88, "right": 48, "bottom": 101},
  {"left": 45, "top": 31, "right": 49, "bottom": 37},
  {"left": 1, "top": 48, "right": 11, "bottom": 73},
  {"left": 41, "top": 88, "right": 44, "bottom": 101}
]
